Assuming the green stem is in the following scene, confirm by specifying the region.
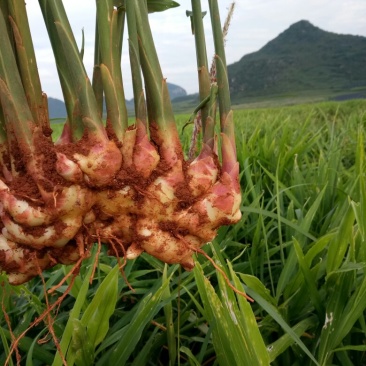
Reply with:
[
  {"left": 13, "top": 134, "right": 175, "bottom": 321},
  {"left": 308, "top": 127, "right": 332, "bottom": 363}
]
[
  {"left": 203, "top": 83, "right": 218, "bottom": 149},
  {"left": 208, "top": 0, "right": 236, "bottom": 172},
  {"left": 0, "top": 103, "right": 10, "bottom": 179},
  {"left": 7, "top": 0, "right": 48, "bottom": 130},
  {"left": 133, "top": 1, "right": 182, "bottom": 163},
  {"left": 116, "top": 7, "right": 124, "bottom": 59},
  {"left": 208, "top": 0, "right": 231, "bottom": 122},
  {"left": 190, "top": 0, "right": 210, "bottom": 134},
  {"left": 0, "top": 1, "right": 13, "bottom": 51},
  {"left": 126, "top": 0, "right": 147, "bottom": 126},
  {"left": 92, "top": 20, "right": 104, "bottom": 118},
  {"left": 39, "top": 0, "right": 106, "bottom": 140},
  {"left": 134, "top": 1, "right": 174, "bottom": 125},
  {"left": 80, "top": 28, "right": 85, "bottom": 60},
  {"left": 38, "top": 0, "right": 84, "bottom": 140},
  {"left": 96, "top": 0, "right": 128, "bottom": 141},
  {"left": 0, "top": 101, "right": 7, "bottom": 145},
  {"left": 0, "top": 4, "right": 8, "bottom": 148},
  {"left": 0, "top": 6, "right": 35, "bottom": 157}
]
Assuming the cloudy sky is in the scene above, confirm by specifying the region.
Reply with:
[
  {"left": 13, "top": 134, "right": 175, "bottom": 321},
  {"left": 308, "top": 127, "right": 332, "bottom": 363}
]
[{"left": 25, "top": 0, "right": 366, "bottom": 100}]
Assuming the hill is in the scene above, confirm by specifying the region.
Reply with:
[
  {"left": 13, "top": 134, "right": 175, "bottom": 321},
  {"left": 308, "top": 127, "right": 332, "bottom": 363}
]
[
  {"left": 48, "top": 97, "right": 67, "bottom": 119},
  {"left": 167, "top": 83, "right": 187, "bottom": 100},
  {"left": 228, "top": 20, "right": 366, "bottom": 101}
]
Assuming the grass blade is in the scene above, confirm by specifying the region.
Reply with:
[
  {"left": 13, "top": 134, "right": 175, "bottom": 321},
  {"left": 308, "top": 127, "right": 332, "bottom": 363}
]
[
  {"left": 194, "top": 260, "right": 269, "bottom": 366},
  {"left": 108, "top": 275, "right": 170, "bottom": 364},
  {"left": 267, "top": 316, "right": 318, "bottom": 362},
  {"left": 162, "top": 265, "right": 176, "bottom": 365},
  {"left": 79, "top": 265, "right": 119, "bottom": 348},
  {"left": 52, "top": 251, "right": 97, "bottom": 366},
  {"left": 243, "top": 281, "right": 320, "bottom": 366}
]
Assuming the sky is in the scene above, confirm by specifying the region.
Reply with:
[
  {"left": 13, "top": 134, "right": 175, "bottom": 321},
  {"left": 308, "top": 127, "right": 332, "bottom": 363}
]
[{"left": 25, "top": 0, "right": 366, "bottom": 101}]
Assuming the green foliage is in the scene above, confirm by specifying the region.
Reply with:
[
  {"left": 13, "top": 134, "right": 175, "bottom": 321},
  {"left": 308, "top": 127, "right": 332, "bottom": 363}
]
[{"left": 2, "top": 99, "right": 366, "bottom": 365}]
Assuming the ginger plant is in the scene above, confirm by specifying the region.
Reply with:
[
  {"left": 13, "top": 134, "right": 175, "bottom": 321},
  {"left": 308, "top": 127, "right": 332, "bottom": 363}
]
[{"left": 0, "top": 0, "right": 241, "bottom": 285}]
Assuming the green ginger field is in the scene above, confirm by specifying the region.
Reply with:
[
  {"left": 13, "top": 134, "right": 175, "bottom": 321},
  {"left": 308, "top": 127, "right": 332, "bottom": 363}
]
[{"left": 1, "top": 99, "right": 366, "bottom": 365}]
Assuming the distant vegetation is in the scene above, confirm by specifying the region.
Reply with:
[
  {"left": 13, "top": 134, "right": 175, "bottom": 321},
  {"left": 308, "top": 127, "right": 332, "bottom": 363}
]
[
  {"left": 48, "top": 97, "right": 67, "bottom": 119},
  {"left": 228, "top": 20, "right": 366, "bottom": 102}
]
